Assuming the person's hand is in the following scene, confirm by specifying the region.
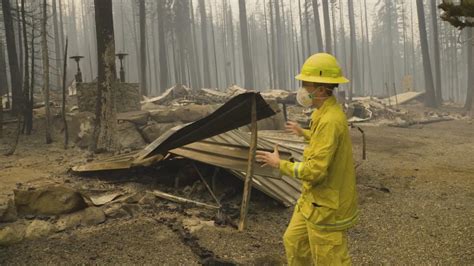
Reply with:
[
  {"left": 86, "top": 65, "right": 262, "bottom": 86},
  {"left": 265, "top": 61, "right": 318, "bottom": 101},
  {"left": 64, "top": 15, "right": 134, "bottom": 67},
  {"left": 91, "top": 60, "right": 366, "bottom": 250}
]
[
  {"left": 285, "top": 121, "right": 303, "bottom": 136},
  {"left": 256, "top": 145, "right": 280, "bottom": 168}
]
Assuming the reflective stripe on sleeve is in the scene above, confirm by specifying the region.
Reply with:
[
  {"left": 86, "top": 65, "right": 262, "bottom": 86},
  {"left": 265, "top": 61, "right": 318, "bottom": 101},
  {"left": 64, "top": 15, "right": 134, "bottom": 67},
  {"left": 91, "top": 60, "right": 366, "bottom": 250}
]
[{"left": 293, "top": 162, "right": 300, "bottom": 178}]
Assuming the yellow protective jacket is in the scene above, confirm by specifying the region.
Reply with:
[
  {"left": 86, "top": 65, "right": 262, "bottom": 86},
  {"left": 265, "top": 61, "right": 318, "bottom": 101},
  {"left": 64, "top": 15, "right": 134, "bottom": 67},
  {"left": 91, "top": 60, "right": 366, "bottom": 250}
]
[{"left": 280, "top": 96, "right": 358, "bottom": 231}]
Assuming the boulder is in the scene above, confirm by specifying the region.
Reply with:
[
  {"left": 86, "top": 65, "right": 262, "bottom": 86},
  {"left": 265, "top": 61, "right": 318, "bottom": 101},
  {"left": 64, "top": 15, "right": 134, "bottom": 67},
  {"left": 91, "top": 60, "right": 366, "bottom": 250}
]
[
  {"left": 14, "top": 186, "right": 87, "bottom": 216},
  {"left": 116, "top": 121, "right": 146, "bottom": 150},
  {"left": 140, "top": 122, "right": 181, "bottom": 143},
  {"left": 0, "top": 199, "right": 18, "bottom": 223},
  {"left": 68, "top": 111, "right": 95, "bottom": 149},
  {"left": 103, "top": 203, "right": 130, "bottom": 219},
  {"left": 80, "top": 207, "right": 106, "bottom": 226},
  {"left": 117, "top": 110, "right": 150, "bottom": 126},
  {"left": 0, "top": 222, "right": 27, "bottom": 246},
  {"left": 25, "top": 220, "right": 55, "bottom": 240},
  {"left": 149, "top": 108, "right": 180, "bottom": 123},
  {"left": 174, "top": 104, "right": 214, "bottom": 123},
  {"left": 55, "top": 212, "right": 82, "bottom": 232}
]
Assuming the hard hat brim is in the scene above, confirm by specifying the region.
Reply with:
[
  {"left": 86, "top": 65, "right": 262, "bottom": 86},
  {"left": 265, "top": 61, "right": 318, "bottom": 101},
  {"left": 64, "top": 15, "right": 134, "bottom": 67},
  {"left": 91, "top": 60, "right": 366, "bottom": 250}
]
[{"left": 295, "top": 74, "right": 350, "bottom": 84}]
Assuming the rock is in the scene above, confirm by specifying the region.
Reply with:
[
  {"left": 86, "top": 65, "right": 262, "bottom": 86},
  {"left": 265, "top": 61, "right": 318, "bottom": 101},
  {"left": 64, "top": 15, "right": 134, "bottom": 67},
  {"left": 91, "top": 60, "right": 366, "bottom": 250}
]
[
  {"left": 121, "top": 204, "right": 141, "bottom": 217},
  {"left": 140, "top": 122, "right": 181, "bottom": 143},
  {"left": 149, "top": 108, "right": 180, "bottom": 123},
  {"left": 116, "top": 121, "right": 146, "bottom": 150},
  {"left": 80, "top": 207, "right": 106, "bottom": 226},
  {"left": 0, "top": 223, "right": 26, "bottom": 246},
  {"left": 14, "top": 186, "right": 87, "bottom": 216},
  {"left": 0, "top": 199, "right": 18, "bottom": 223},
  {"left": 174, "top": 104, "right": 214, "bottom": 123},
  {"left": 104, "top": 203, "right": 130, "bottom": 219},
  {"left": 117, "top": 110, "right": 150, "bottom": 126},
  {"left": 55, "top": 212, "right": 82, "bottom": 232},
  {"left": 25, "top": 220, "right": 55, "bottom": 240},
  {"left": 68, "top": 111, "right": 95, "bottom": 149}
]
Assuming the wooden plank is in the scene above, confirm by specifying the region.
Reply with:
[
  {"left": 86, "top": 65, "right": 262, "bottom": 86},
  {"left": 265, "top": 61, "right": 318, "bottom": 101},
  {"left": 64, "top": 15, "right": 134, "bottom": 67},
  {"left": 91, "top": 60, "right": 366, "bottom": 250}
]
[{"left": 238, "top": 94, "right": 258, "bottom": 231}]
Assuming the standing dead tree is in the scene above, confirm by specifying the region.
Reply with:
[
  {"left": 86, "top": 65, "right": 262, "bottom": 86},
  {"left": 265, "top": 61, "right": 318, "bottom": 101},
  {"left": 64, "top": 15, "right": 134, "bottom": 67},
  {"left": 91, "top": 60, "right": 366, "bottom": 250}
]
[
  {"left": 238, "top": 0, "right": 254, "bottom": 90},
  {"left": 416, "top": 0, "right": 437, "bottom": 108},
  {"left": 42, "top": 0, "right": 52, "bottom": 144},
  {"left": 91, "top": 0, "right": 118, "bottom": 152}
]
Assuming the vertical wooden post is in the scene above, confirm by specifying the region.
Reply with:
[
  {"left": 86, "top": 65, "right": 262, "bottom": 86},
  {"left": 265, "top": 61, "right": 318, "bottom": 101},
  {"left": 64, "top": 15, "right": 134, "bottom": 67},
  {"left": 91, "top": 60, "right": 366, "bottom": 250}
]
[
  {"left": 62, "top": 38, "right": 69, "bottom": 149},
  {"left": 238, "top": 94, "right": 258, "bottom": 231}
]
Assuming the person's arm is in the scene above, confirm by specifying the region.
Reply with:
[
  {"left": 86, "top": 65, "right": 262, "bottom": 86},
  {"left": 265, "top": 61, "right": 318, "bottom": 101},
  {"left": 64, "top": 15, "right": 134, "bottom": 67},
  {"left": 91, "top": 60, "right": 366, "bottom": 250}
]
[{"left": 279, "top": 121, "right": 339, "bottom": 184}]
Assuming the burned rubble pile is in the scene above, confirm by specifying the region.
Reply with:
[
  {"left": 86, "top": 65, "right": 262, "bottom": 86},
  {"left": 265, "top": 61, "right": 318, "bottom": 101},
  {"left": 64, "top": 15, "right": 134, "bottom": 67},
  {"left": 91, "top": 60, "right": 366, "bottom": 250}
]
[{"left": 345, "top": 91, "right": 471, "bottom": 127}]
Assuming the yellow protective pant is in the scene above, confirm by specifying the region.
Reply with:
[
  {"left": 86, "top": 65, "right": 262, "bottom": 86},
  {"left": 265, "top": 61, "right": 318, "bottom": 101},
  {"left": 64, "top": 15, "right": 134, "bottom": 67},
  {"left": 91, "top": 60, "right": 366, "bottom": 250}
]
[{"left": 283, "top": 208, "right": 351, "bottom": 266}]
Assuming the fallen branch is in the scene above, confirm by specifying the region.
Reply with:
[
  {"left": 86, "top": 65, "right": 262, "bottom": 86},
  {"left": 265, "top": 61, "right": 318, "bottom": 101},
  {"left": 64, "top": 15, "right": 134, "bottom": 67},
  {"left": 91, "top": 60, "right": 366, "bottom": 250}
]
[
  {"left": 389, "top": 117, "right": 454, "bottom": 128},
  {"left": 152, "top": 190, "right": 220, "bottom": 210}
]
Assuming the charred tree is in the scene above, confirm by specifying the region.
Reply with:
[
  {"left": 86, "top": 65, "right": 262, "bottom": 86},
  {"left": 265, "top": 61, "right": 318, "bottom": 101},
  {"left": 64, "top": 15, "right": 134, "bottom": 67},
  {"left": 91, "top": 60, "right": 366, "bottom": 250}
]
[
  {"left": 52, "top": 0, "right": 62, "bottom": 90},
  {"left": 2, "top": 0, "right": 23, "bottom": 113},
  {"left": 199, "top": 0, "right": 211, "bottom": 88},
  {"left": 465, "top": 28, "right": 473, "bottom": 111},
  {"left": 42, "top": 0, "right": 52, "bottom": 143},
  {"left": 21, "top": 0, "right": 31, "bottom": 135},
  {"left": 321, "top": 0, "right": 332, "bottom": 53},
  {"left": 139, "top": 0, "right": 147, "bottom": 96},
  {"left": 416, "top": 0, "right": 437, "bottom": 108},
  {"left": 238, "top": 0, "right": 254, "bottom": 89},
  {"left": 312, "top": 0, "right": 323, "bottom": 51},
  {"left": 348, "top": 0, "right": 361, "bottom": 100},
  {"left": 157, "top": 0, "right": 169, "bottom": 91},
  {"left": 430, "top": 0, "right": 442, "bottom": 105},
  {"left": 92, "top": 0, "right": 118, "bottom": 152}
]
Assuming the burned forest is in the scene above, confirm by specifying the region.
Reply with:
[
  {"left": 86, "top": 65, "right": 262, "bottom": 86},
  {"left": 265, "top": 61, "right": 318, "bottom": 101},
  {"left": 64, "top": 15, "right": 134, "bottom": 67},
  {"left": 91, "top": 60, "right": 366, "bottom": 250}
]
[{"left": 0, "top": 0, "right": 473, "bottom": 264}]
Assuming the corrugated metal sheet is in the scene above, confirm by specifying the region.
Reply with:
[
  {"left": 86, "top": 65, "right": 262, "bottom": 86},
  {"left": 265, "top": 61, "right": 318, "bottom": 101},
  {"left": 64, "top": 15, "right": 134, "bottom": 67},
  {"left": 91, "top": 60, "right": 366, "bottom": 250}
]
[{"left": 170, "top": 130, "right": 305, "bottom": 207}]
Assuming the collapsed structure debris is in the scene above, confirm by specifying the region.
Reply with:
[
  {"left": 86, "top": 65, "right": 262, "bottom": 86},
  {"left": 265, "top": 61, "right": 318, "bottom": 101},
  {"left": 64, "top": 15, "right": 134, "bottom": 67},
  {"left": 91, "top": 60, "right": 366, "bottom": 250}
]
[{"left": 72, "top": 92, "right": 302, "bottom": 207}]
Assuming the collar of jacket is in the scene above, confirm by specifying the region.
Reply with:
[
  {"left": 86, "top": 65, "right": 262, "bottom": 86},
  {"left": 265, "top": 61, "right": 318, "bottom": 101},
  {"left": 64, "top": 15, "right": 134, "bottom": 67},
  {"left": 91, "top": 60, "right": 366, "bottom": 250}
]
[{"left": 310, "top": 96, "right": 337, "bottom": 130}]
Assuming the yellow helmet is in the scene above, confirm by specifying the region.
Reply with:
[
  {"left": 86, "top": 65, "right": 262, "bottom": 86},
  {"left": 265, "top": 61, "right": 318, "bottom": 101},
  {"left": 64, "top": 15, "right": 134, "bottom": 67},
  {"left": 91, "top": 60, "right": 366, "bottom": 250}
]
[{"left": 295, "top": 53, "right": 349, "bottom": 84}]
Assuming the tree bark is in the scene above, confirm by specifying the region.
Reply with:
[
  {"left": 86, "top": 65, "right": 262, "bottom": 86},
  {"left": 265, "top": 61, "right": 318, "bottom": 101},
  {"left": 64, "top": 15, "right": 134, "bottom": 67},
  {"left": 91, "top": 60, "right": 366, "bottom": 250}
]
[
  {"left": 348, "top": 0, "right": 360, "bottom": 100},
  {"left": 157, "top": 0, "right": 168, "bottom": 92},
  {"left": 464, "top": 28, "right": 473, "bottom": 111},
  {"left": 238, "top": 0, "right": 254, "bottom": 90},
  {"left": 62, "top": 38, "right": 69, "bottom": 148},
  {"left": 92, "top": 0, "right": 118, "bottom": 152},
  {"left": 199, "top": 0, "right": 211, "bottom": 88},
  {"left": 322, "top": 0, "right": 332, "bottom": 53},
  {"left": 416, "top": 0, "right": 437, "bottom": 108},
  {"left": 430, "top": 0, "right": 442, "bottom": 105},
  {"left": 42, "top": 0, "right": 52, "bottom": 144},
  {"left": 311, "top": 0, "right": 324, "bottom": 51},
  {"left": 139, "top": 0, "right": 147, "bottom": 96},
  {"left": 52, "top": 0, "right": 62, "bottom": 90},
  {"left": 1, "top": 0, "right": 23, "bottom": 113},
  {"left": 21, "top": 0, "right": 31, "bottom": 135}
]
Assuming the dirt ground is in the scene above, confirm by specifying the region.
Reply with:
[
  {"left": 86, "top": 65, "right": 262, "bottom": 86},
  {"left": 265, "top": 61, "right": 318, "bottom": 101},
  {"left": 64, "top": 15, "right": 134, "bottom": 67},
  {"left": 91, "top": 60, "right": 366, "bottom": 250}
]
[{"left": 0, "top": 116, "right": 473, "bottom": 264}]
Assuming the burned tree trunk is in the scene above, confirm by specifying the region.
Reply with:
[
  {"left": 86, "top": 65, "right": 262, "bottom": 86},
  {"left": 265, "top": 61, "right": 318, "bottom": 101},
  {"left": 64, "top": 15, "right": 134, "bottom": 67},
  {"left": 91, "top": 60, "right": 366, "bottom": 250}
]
[
  {"left": 321, "top": 0, "right": 332, "bottom": 53},
  {"left": 238, "top": 0, "right": 254, "bottom": 90},
  {"left": 21, "top": 0, "right": 31, "bottom": 135},
  {"left": 464, "top": 28, "right": 473, "bottom": 111},
  {"left": 157, "top": 0, "right": 169, "bottom": 91},
  {"left": 199, "top": 0, "right": 211, "bottom": 88},
  {"left": 312, "top": 0, "right": 323, "bottom": 51},
  {"left": 416, "top": 0, "right": 437, "bottom": 108},
  {"left": 430, "top": 0, "right": 442, "bottom": 105},
  {"left": 139, "top": 0, "right": 147, "bottom": 96},
  {"left": 0, "top": 40, "right": 7, "bottom": 138},
  {"left": 157, "top": 0, "right": 168, "bottom": 91},
  {"left": 348, "top": 0, "right": 360, "bottom": 100},
  {"left": 52, "top": 0, "right": 62, "bottom": 91},
  {"left": 42, "top": 0, "right": 52, "bottom": 144},
  {"left": 1, "top": 0, "right": 23, "bottom": 113},
  {"left": 92, "top": 0, "right": 118, "bottom": 152}
]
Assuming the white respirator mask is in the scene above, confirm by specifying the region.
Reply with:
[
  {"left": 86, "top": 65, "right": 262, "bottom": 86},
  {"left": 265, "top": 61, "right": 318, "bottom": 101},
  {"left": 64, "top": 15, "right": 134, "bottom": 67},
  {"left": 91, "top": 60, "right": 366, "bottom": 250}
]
[{"left": 296, "top": 87, "right": 314, "bottom": 108}]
